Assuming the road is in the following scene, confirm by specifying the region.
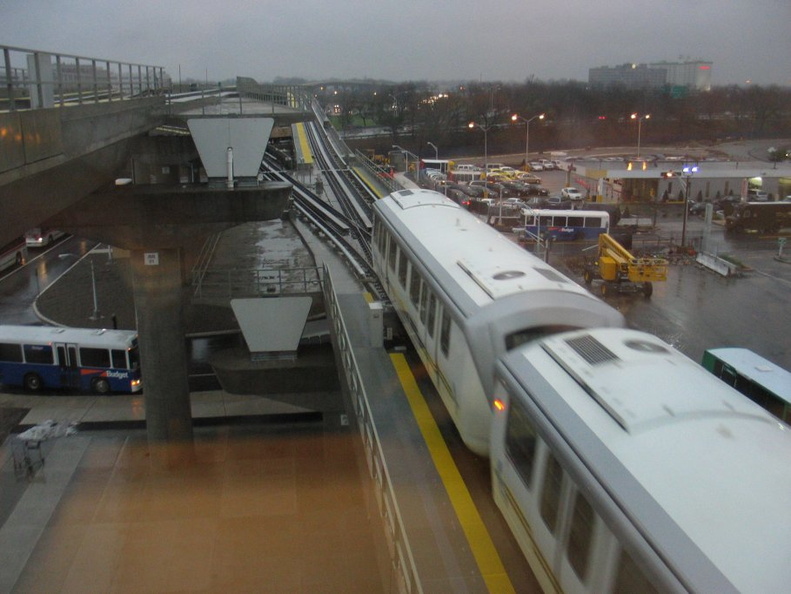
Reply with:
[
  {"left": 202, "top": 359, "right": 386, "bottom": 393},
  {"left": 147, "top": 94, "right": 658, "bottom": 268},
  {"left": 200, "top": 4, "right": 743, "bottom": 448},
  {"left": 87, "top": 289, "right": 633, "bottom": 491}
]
[{"left": 0, "top": 236, "right": 96, "bottom": 326}]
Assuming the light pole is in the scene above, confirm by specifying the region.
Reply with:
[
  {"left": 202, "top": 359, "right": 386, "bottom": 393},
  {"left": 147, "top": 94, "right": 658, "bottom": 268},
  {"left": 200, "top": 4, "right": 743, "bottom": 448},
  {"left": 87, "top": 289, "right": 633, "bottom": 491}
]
[
  {"left": 59, "top": 252, "right": 101, "bottom": 320},
  {"left": 468, "top": 121, "right": 491, "bottom": 175},
  {"left": 681, "top": 165, "right": 698, "bottom": 248},
  {"left": 630, "top": 113, "right": 650, "bottom": 159},
  {"left": 427, "top": 141, "right": 438, "bottom": 159},
  {"left": 511, "top": 113, "right": 544, "bottom": 169}
]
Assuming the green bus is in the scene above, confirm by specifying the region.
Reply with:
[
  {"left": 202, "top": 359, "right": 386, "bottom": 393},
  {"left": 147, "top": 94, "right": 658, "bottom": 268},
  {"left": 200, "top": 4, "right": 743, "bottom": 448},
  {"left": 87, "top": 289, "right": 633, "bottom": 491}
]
[{"left": 702, "top": 347, "right": 791, "bottom": 423}]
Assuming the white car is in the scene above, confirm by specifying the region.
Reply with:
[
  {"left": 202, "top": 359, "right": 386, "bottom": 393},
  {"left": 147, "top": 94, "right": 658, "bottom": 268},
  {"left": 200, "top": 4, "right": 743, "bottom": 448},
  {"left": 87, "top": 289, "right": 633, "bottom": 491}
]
[
  {"left": 528, "top": 161, "right": 544, "bottom": 171},
  {"left": 561, "top": 187, "right": 584, "bottom": 201},
  {"left": 25, "top": 228, "right": 66, "bottom": 248}
]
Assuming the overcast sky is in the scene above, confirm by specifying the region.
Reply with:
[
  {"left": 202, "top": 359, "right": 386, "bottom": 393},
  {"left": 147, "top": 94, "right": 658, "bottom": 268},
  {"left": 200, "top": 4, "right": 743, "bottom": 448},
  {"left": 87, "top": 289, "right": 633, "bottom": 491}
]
[{"left": 2, "top": 0, "right": 789, "bottom": 87}]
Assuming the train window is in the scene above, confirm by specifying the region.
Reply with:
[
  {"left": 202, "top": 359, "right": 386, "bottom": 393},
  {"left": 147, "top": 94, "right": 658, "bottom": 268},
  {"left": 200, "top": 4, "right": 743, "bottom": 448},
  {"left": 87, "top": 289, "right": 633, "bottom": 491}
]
[
  {"left": 612, "top": 549, "right": 660, "bottom": 594},
  {"left": 504, "top": 397, "right": 539, "bottom": 489},
  {"left": 398, "top": 251, "right": 408, "bottom": 288},
  {"left": 427, "top": 293, "right": 437, "bottom": 338},
  {"left": 540, "top": 452, "right": 563, "bottom": 534},
  {"left": 506, "top": 325, "right": 578, "bottom": 350},
  {"left": 379, "top": 227, "right": 388, "bottom": 255},
  {"left": 410, "top": 267, "right": 421, "bottom": 305},
  {"left": 566, "top": 490, "right": 595, "bottom": 581},
  {"left": 440, "top": 309, "right": 451, "bottom": 356},
  {"left": 420, "top": 286, "right": 431, "bottom": 326},
  {"left": 388, "top": 240, "right": 398, "bottom": 272}
]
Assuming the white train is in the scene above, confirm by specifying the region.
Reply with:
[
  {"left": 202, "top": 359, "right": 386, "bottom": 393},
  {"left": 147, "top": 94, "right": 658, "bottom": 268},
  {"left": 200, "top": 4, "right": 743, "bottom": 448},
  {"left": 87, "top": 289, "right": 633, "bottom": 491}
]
[
  {"left": 372, "top": 189, "right": 624, "bottom": 455},
  {"left": 491, "top": 327, "right": 791, "bottom": 593}
]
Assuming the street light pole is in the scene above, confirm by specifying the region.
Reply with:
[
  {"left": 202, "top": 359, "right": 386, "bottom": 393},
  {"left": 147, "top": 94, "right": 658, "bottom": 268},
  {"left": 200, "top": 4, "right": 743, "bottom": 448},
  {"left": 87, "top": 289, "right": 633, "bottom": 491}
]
[
  {"left": 427, "top": 141, "right": 438, "bottom": 159},
  {"left": 468, "top": 122, "right": 490, "bottom": 174},
  {"left": 89, "top": 259, "right": 100, "bottom": 320},
  {"left": 681, "top": 165, "right": 698, "bottom": 249},
  {"left": 59, "top": 252, "right": 101, "bottom": 321},
  {"left": 631, "top": 113, "right": 650, "bottom": 159},
  {"left": 511, "top": 113, "right": 544, "bottom": 169}
]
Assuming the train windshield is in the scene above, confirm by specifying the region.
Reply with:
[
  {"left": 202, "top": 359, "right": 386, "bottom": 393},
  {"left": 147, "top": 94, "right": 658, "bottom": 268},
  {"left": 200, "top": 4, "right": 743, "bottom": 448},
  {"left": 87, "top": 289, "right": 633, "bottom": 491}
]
[{"left": 506, "top": 325, "right": 578, "bottom": 350}]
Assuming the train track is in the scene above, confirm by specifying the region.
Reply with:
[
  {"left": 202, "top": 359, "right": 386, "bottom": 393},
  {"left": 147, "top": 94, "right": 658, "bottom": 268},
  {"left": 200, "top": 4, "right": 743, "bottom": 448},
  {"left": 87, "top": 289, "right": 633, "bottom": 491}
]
[{"left": 260, "top": 119, "right": 387, "bottom": 300}]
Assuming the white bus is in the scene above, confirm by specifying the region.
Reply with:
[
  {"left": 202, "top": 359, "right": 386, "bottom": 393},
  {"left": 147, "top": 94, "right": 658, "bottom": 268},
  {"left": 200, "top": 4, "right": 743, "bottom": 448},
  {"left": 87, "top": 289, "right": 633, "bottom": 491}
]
[{"left": 521, "top": 209, "right": 610, "bottom": 241}]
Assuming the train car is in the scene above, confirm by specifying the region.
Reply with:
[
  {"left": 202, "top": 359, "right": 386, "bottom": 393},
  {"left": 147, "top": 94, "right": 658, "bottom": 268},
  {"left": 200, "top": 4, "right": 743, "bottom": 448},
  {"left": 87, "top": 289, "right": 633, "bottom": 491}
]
[
  {"left": 491, "top": 327, "right": 791, "bottom": 593},
  {"left": 372, "top": 189, "right": 624, "bottom": 455}
]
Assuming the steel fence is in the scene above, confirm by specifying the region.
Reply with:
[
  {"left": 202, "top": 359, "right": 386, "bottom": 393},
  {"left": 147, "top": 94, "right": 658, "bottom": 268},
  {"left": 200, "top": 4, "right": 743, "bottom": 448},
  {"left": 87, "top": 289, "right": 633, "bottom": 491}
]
[{"left": 1, "top": 44, "right": 167, "bottom": 111}]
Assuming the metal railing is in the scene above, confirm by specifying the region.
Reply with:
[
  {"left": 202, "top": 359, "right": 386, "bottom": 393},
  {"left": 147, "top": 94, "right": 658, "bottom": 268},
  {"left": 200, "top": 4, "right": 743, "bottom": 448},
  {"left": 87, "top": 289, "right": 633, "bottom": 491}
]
[
  {"left": 192, "top": 266, "right": 324, "bottom": 300},
  {"left": 322, "top": 265, "right": 422, "bottom": 593},
  {"left": 1, "top": 44, "right": 168, "bottom": 111}
]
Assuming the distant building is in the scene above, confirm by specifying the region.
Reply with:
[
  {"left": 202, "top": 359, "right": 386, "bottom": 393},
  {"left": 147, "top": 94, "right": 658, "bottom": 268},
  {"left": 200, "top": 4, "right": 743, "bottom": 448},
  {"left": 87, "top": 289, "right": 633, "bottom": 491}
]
[
  {"left": 589, "top": 63, "right": 668, "bottom": 90},
  {"left": 589, "top": 60, "right": 713, "bottom": 92},
  {"left": 650, "top": 60, "right": 712, "bottom": 92}
]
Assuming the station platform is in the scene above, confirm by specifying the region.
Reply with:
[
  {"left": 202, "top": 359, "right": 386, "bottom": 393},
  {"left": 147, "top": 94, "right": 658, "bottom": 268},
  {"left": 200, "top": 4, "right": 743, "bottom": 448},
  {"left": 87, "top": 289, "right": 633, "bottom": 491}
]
[{"left": 0, "top": 211, "right": 516, "bottom": 591}]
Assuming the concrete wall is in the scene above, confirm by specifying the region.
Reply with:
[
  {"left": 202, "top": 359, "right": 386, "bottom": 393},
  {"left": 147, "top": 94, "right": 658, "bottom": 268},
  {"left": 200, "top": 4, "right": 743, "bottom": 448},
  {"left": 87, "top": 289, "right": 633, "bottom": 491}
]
[{"left": 0, "top": 97, "right": 166, "bottom": 245}]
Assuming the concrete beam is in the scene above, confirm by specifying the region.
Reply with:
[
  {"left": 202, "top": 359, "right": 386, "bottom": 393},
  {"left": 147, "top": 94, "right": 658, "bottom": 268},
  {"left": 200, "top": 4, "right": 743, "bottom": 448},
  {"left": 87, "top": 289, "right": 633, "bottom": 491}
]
[
  {"left": 45, "top": 182, "right": 292, "bottom": 249},
  {"left": 0, "top": 98, "right": 167, "bottom": 246}
]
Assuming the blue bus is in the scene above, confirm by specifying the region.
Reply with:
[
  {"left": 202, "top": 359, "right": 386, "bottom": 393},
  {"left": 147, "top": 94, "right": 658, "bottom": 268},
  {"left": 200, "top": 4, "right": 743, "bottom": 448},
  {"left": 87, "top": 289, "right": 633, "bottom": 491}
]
[
  {"left": 0, "top": 325, "right": 142, "bottom": 394},
  {"left": 522, "top": 209, "right": 610, "bottom": 241}
]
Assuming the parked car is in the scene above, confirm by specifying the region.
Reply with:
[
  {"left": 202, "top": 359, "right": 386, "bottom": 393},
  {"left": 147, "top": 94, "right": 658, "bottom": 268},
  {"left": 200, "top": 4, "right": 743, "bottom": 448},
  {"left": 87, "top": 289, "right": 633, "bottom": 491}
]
[
  {"left": 688, "top": 200, "right": 708, "bottom": 215},
  {"left": 523, "top": 197, "right": 548, "bottom": 209},
  {"left": 467, "top": 182, "right": 486, "bottom": 198},
  {"left": 747, "top": 189, "right": 769, "bottom": 202},
  {"left": 516, "top": 172, "right": 542, "bottom": 184},
  {"left": 470, "top": 180, "right": 512, "bottom": 198},
  {"left": 528, "top": 161, "right": 544, "bottom": 171},
  {"left": 502, "top": 197, "right": 526, "bottom": 209},
  {"left": 546, "top": 196, "right": 572, "bottom": 209},
  {"left": 500, "top": 181, "right": 534, "bottom": 197},
  {"left": 524, "top": 184, "right": 549, "bottom": 196},
  {"left": 561, "top": 187, "right": 584, "bottom": 201}
]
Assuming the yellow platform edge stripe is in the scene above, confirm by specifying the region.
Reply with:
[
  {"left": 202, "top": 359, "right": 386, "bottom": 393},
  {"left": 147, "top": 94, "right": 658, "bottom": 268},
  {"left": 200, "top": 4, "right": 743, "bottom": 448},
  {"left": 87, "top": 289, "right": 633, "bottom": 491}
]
[
  {"left": 294, "top": 123, "right": 313, "bottom": 164},
  {"left": 390, "top": 353, "right": 515, "bottom": 594}
]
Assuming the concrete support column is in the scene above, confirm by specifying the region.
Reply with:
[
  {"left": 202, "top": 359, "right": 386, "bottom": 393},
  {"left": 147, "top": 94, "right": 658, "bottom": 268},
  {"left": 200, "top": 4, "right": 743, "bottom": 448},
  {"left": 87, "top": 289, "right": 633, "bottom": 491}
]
[{"left": 130, "top": 247, "right": 194, "bottom": 464}]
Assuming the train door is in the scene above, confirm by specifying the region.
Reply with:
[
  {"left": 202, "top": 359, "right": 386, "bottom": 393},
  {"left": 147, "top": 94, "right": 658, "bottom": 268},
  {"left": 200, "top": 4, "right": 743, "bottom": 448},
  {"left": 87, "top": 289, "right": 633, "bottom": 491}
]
[
  {"left": 417, "top": 282, "right": 437, "bottom": 382},
  {"left": 529, "top": 445, "right": 564, "bottom": 569},
  {"left": 56, "top": 343, "right": 80, "bottom": 389}
]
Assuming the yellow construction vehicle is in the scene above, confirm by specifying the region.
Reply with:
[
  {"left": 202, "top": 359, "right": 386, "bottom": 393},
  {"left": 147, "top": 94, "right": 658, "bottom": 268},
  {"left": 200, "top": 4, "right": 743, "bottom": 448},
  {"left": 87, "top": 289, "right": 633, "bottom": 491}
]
[{"left": 583, "top": 233, "right": 668, "bottom": 297}]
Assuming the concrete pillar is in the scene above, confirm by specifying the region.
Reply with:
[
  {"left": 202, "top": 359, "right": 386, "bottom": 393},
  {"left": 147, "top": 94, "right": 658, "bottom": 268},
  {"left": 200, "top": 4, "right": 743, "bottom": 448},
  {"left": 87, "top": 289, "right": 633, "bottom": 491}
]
[{"left": 129, "top": 247, "right": 194, "bottom": 464}]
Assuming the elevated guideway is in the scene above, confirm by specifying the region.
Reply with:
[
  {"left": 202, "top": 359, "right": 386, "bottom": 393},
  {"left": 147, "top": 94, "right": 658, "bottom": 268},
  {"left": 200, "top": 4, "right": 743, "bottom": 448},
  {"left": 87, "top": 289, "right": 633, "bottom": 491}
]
[{"left": 2, "top": 47, "right": 532, "bottom": 590}]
